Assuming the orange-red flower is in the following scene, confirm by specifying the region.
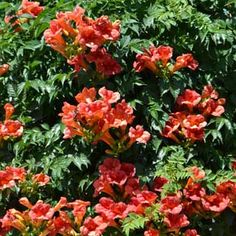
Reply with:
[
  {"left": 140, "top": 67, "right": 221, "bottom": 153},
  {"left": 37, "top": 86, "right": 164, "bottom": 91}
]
[
  {"left": 0, "top": 64, "right": 9, "bottom": 76},
  {"left": 160, "top": 195, "right": 183, "bottom": 215},
  {"left": 5, "top": 166, "right": 26, "bottom": 182},
  {"left": 1, "top": 209, "right": 26, "bottom": 232},
  {"left": 60, "top": 87, "right": 150, "bottom": 153},
  {"left": 144, "top": 229, "right": 160, "bottom": 236},
  {"left": 0, "top": 103, "right": 23, "bottom": 143},
  {"left": 216, "top": 181, "right": 236, "bottom": 203},
  {"left": 0, "top": 171, "right": 15, "bottom": 190},
  {"left": 44, "top": 20, "right": 67, "bottom": 57},
  {"left": 85, "top": 48, "right": 121, "bottom": 76},
  {"left": 184, "top": 229, "right": 200, "bottom": 236},
  {"left": 29, "top": 201, "right": 54, "bottom": 221},
  {"left": 128, "top": 125, "right": 151, "bottom": 147},
  {"left": 131, "top": 191, "right": 157, "bottom": 214},
  {"left": 184, "top": 183, "right": 206, "bottom": 201},
  {"left": 162, "top": 86, "right": 225, "bottom": 143},
  {"left": 176, "top": 89, "right": 201, "bottom": 111},
  {"left": 151, "top": 45, "right": 173, "bottom": 66},
  {"left": 164, "top": 213, "right": 189, "bottom": 230},
  {"left": 133, "top": 45, "right": 198, "bottom": 77},
  {"left": 80, "top": 216, "right": 108, "bottom": 236},
  {"left": 182, "top": 114, "right": 207, "bottom": 141},
  {"left": 32, "top": 173, "right": 50, "bottom": 186},
  {"left": 173, "top": 53, "right": 198, "bottom": 72},
  {"left": 198, "top": 85, "right": 225, "bottom": 117},
  {"left": 67, "top": 200, "right": 90, "bottom": 226},
  {"left": 201, "top": 193, "right": 229, "bottom": 213},
  {"left": 44, "top": 6, "right": 121, "bottom": 78},
  {"left": 95, "top": 197, "right": 135, "bottom": 221},
  {"left": 17, "top": 0, "right": 44, "bottom": 17},
  {"left": 133, "top": 46, "right": 160, "bottom": 73},
  {"left": 5, "top": 0, "right": 44, "bottom": 32}
]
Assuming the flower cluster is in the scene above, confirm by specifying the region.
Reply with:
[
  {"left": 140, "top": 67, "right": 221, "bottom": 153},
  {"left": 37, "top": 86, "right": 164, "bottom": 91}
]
[
  {"left": 93, "top": 158, "right": 147, "bottom": 199},
  {"left": 4, "top": 0, "right": 44, "bottom": 32},
  {"left": 59, "top": 87, "right": 150, "bottom": 155},
  {"left": 133, "top": 45, "right": 198, "bottom": 78},
  {"left": 0, "top": 103, "right": 23, "bottom": 145},
  {"left": 0, "top": 64, "right": 9, "bottom": 76},
  {"left": 0, "top": 197, "right": 90, "bottom": 235},
  {"left": 0, "top": 166, "right": 50, "bottom": 191},
  {"left": 1, "top": 159, "right": 236, "bottom": 236},
  {"left": 44, "top": 6, "right": 121, "bottom": 78},
  {"left": 91, "top": 160, "right": 236, "bottom": 235},
  {"left": 162, "top": 85, "right": 225, "bottom": 143}
]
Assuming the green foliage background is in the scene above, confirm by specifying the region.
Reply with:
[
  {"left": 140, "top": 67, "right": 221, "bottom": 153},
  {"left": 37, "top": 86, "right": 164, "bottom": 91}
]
[{"left": 0, "top": 0, "right": 236, "bottom": 235}]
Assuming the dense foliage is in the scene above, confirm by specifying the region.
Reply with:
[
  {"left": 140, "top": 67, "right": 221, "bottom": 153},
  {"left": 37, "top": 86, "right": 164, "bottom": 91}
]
[{"left": 0, "top": 0, "right": 236, "bottom": 235}]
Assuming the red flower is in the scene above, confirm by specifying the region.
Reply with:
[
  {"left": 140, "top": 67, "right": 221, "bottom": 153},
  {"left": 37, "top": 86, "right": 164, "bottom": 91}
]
[
  {"left": 86, "top": 48, "right": 121, "bottom": 77},
  {"left": 2, "top": 120, "right": 23, "bottom": 138},
  {"left": 161, "top": 115, "right": 182, "bottom": 143},
  {"left": 184, "top": 229, "right": 200, "bottom": 236},
  {"left": 105, "top": 169, "right": 128, "bottom": 187},
  {"left": 45, "top": 211, "right": 74, "bottom": 235},
  {"left": 133, "top": 45, "right": 173, "bottom": 73},
  {"left": 93, "top": 176, "right": 115, "bottom": 198},
  {"left": 93, "top": 15, "right": 120, "bottom": 41},
  {"left": 128, "top": 125, "right": 151, "bottom": 145},
  {"left": 76, "top": 24, "right": 105, "bottom": 51},
  {"left": 5, "top": 167, "right": 26, "bottom": 182},
  {"left": 95, "top": 197, "right": 134, "bottom": 220},
  {"left": 201, "top": 85, "right": 219, "bottom": 99},
  {"left": 152, "top": 45, "right": 173, "bottom": 66},
  {"left": 113, "top": 100, "right": 134, "bottom": 125},
  {"left": 17, "top": 0, "right": 44, "bottom": 17},
  {"left": 1, "top": 209, "right": 26, "bottom": 232},
  {"left": 120, "top": 163, "right": 136, "bottom": 178},
  {"left": 131, "top": 191, "right": 157, "bottom": 214},
  {"left": 98, "top": 87, "right": 120, "bottom": 104},
  {"left": 32, "top": 173, "right": 50, "bottom": 186},
  {"left": 199, "top": 98, "right": 225, "bottom": 117},
  {"left": 160, "top": 195, "right": 183, "bottom": 215},
  {"left": 67, "top": 54, "right": 88, "bottom": 72},
  {"left": 44, "top": 20, "right": 67, "bottom": 57},
  {"left": 182, "top": 114, "right": 207, "bottom": 141},
  {"left": 80, "top": 216, "right": 108, "bottom": 236},
  {"left": 173, "top": 53, "right": 198, "bottom": 72},
  {"left": 29, "top": 201, "right": 54, "bottom": 221},
  {"left": 133, "top": 47, "right": 158, "bottom": 73},
  {"left": 184, "top": 183, "right": 206, "bottom": 201},
  {"left": 4, "top": 103, "right": 14, "bottom": 120},
  {"left": 59, "top": 102, "right": 83, "bottom": 138},
  {"left": 201, "top": 193, "right": 229, "bottom": 213},
  {"left": 176, "top": 89, "right": 201, "bottom": 111},
  {"left": 164, "top": 213, "right": 189, "bottom": 230},
  {"left": 99, "top": 158, "right": 121, "bottom": 174},
  {"left": 216, "top": 181, "right": 236, "bottom": 202},
  {"left": 124, "top": 178, "right": 142, "bottom": 196},
  {"left": 0, "top": 64, "right": 9, "bottom": 76},
  {"left": 152, "top": 176, "right": 168, "bottom": 192},
  {"left": 0, "top": 171, "right": 15, "bottom": 190},
  {"left": 189, "top": 166, "right": 205, "bottom": 180},
  {"left": 67, "top": 200, "right": 90, "bottom": 226},
  {"left": 75, "top": 87, "right": 97, "bottom": 104},
  {"left": 60, "top": 87, "right": 149, "bottom": 152},
  {"left": 199, "top": 85, "right": 225, "bottom": 117},
  {"left": 144, "top": 229, "right": 160, "bottom": 236}
]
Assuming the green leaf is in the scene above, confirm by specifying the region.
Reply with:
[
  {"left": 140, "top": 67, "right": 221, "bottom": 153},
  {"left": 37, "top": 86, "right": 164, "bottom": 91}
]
[{"left": 122, "top": 213, "right": 148, "bottom": 236}]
